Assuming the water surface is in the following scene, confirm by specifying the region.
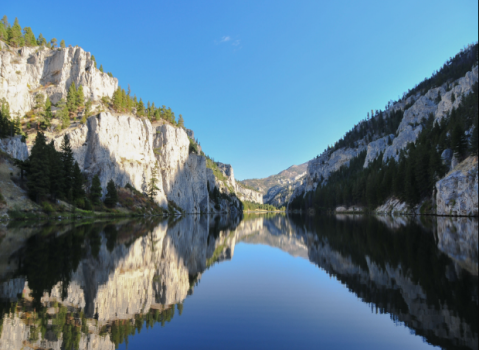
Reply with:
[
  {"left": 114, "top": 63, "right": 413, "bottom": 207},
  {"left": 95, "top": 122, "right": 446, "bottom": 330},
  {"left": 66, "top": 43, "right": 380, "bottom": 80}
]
[{"left": 0, "top": 214, "right": 477, "bottom": 350}]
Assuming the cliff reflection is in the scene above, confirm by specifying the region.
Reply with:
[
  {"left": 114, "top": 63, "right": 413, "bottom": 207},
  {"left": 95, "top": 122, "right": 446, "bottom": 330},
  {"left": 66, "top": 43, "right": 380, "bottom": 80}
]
[{"left": 0, "top": 214, "right": 477, "bottom": 350}]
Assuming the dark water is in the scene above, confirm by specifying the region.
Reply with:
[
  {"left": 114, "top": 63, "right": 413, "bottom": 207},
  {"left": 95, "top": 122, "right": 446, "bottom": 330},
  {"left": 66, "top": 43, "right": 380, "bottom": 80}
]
[{"left": 0, "top": 214, "right": 477, "bottom": 350}]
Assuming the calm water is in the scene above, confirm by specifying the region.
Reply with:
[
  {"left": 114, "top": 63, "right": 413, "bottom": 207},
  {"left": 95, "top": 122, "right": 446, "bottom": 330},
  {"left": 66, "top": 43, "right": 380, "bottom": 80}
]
[{"left": 0, "top": 214, "right": 477, "bottom": 350}]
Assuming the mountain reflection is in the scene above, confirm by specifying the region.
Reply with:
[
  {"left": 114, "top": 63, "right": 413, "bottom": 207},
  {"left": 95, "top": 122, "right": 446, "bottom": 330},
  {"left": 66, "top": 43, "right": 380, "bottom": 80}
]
[{"left": 0, "top": 214, "right": 477, "bottom": 350}]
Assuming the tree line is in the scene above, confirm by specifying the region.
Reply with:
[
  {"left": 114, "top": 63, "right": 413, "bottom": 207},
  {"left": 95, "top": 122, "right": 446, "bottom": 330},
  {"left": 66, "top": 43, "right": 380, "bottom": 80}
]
[{"left": 17, "top": 132, "right": 118, "bottom": 210}]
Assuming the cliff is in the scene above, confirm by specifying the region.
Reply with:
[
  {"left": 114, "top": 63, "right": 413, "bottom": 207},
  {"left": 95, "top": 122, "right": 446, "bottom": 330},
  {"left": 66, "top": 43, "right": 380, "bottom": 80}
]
[{"left": 0, "top": 44, "right": 117, "bottom": 117}]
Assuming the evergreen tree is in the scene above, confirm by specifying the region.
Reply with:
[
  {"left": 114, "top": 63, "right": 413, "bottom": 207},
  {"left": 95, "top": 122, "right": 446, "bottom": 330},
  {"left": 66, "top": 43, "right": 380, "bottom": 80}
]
[
  {"left": 0, "top": 22, "right": 7, "bottom": 42},
  {"left": 61, "top": 135, "right": 74, "bottom": 200},
  {"left": 451, "top": 124, "right": 467, "bottom": 160},
  {"left": 57, "top": 98, "right": 70, "bottom": 129},
  {"left": 81, "top": 99, "right": 92, "bottom": 124},
  {"left": 99, "top": 64, "right": 104, "bottom": 73},
  {"left": 67, "top": 82, "right": 77, "bottom": 112},
  {"left": 72, "top": 162, "right": 85, "bottom": 201},
  {"left": 148, "top": 164, "right": 160, "bottom": 201},
  {"left": 76, "top": 85, "right": 84, "bottom": 108},
  {"left": 47, "top": 141, "right": 64, "bottom": 201},
  {"left": 90, "top": 174, "right": 102, "bottom": 204},
  {"left": 60, "top": 39, "right": 65, "bottom": 48},
  {"left": 91, "top": 55, "right": 97, "bottom": 68},
  {"left": 50, "top": 38, "right": 57, "bottom": 48},
  {"left": 36, "top": 33, "right": 47, "bottom": 46},
  {"left": 137, "top": 99, "right": 145, "bottom": 115},
  {"left": 44, "top": 96, "right": 53, "bottom": 122},
  {"left": 104, "top": 179, "right": 118, "bottom": 207},
  {"left": 23, "top": 27, "right": 36, "bottom": 46},
  {"left": 178, "top": 114, "right": 184, "bottom": 128},
  {"left": 27, "top": 132, "right": 50, "bottom": 202},
  {"left": 469, "top": 125, "right": 478, "bottom": 155},
  {"left": 1, "top": 16, "right": 9, "bottom": 29},
  {"left": 8, "top": 18, "right": 24, "bottom": 47}
]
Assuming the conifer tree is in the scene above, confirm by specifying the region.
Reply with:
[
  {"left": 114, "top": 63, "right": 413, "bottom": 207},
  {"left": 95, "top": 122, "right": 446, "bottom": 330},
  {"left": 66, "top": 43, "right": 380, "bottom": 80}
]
[
  {"left": 451, "top": 124, "right": 467, "bottom": 160},
  {"left": 1, "top": 16, "right": 9, "bottom": 28},
  {"left": 76, "top": 85, "right": 84, "bottom": 108},
  {"left": 57, "top": 98, "right": 70, "bottom": 129},
  {"left": 0, "top": 23, "right": 7, "bottom": 42},
  {"left": 44, "top": 96, "right": 52, "bottom": 122},
  {"left": 23, "top": 27, "right": 36, "bottom": 46},
  {"left": 137, "top": 99, "right": 145, "bottom": 116},
  {"left": 469, "top": 125, "right": 478, "bottom": 155},
  {"left": 36, "top": 33, "right": 47, "bottom": 46},
  {"left": 148, "top": 164, "right": 160, "bottom": 201},
  {"left": 8, "top": 18, "right": 24, "bottom": 47},
  {"left": 72, "top": 161, "right": 85, "bottom": 201},
  {"left": 90, "top": 174, "right": 102, "bottom": 204},
  {"left": 178, "top": 115, "right": 184, "bottom": 128},
  {"left": 67, "top": 82, "right": 77, "bottom": 112},
  {"left": 27, "top": 132, "right": 50, "bottom": 202},
  {"left": 61, "top": 135, "right": 74, "bottom": 200},
  {"left": 81, "top": 99, "right": 92, "bottom": 124},
  {"left": 50, "top": 38, "right": 57, "bottom": 48},
  {"left": 91, "top": 55, "right": 97, "bottom": 68},
  {"left": 104, "top": 179, "right": 118, "bottom": 207},
  {"left": 60, "top": 39, "right": 65, "bottom": 48},
  {"left": 99, "top": 64, "right": 104, "bottom": 73},
  {"left": 47, "top": 141, "right": 64, "bottom": 200}
]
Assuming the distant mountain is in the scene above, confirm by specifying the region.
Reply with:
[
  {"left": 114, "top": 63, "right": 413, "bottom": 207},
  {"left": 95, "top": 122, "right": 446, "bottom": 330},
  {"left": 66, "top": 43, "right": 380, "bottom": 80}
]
[{"left": 240, "top": 162, "right": 308, "bottom": 206}]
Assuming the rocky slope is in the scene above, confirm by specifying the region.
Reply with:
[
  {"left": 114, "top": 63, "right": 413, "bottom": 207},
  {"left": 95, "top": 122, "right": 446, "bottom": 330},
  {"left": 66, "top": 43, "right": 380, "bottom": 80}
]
[
  {"left": 288, "top": 64, "right": 478, "bottom": 215},
  {"left": 241, "top": 162, "right": 308, "bottom": 206}
]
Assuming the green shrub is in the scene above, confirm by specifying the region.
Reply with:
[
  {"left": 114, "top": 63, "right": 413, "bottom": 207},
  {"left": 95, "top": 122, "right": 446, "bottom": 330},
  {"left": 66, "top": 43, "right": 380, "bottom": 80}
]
[{"left": 42, "top": 201, "right": 54, "bottom": 213}]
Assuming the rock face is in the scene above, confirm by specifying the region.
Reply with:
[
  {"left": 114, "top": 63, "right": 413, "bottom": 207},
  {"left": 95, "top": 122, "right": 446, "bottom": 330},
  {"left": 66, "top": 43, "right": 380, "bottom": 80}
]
[
  {"left": 0, "top": 135, "right": 28, "bottom": 160},
  {"left": 52, "top": 113, "right": 209, "bottom": 212},
  {"left": 382, "top": 125, "right": 422, "bottom": 163},
  {"left": 363, "top": 134, "right": 394, "bottom": 168},
  {"left": 436, "top": 156, "right": 478, "bottom": 216},
  {"left": 0, "top": 45, "right": 117, "bottom": 117}
]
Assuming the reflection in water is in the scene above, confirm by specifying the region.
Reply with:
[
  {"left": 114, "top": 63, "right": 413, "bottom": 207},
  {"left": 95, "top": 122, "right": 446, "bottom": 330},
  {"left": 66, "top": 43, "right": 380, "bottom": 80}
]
[{"left": 0, "top": 214, "right": 477, "bottom": 350}]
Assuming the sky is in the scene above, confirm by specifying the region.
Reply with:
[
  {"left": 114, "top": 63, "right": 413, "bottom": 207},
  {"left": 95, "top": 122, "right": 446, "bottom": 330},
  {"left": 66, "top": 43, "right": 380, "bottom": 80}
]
[{"left": 3, "top": 0, "right": 478, "bottom": 179}]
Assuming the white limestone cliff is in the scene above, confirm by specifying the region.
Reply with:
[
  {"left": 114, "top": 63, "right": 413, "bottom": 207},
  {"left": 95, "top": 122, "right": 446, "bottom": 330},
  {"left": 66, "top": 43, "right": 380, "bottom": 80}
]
[{"left": 0, "top": 45, "right": 117, "bottom": 117}]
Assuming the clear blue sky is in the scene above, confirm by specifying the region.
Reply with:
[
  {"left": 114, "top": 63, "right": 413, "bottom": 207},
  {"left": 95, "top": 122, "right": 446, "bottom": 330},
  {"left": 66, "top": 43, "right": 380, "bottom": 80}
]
[{"left": 4, "top": 0, "right": 478, "bottom": 179}]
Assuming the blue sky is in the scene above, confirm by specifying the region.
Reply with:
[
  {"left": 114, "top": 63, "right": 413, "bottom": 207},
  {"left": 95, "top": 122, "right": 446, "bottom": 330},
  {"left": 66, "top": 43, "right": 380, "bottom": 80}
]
[{"left": 3, "top": 0, "right": 478, "bottom": 179}]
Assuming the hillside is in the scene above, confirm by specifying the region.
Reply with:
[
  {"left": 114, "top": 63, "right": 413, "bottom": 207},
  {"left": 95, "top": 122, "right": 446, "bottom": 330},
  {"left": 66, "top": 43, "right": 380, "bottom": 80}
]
[
  {"left": 289, "top": 43, "right": 478, "bottom": 216},
  {"left": 240, "top": 162, "right": 307, "bottom": 206}
]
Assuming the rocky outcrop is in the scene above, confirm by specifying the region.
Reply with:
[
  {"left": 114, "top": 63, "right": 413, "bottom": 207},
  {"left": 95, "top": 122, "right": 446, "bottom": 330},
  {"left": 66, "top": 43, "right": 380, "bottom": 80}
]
[
  {"left": 382, "top": 125, "right": 422, "bottom": 162},
  {"left": 51, "top": 113, "right": 209, "bottom": 212},
  {"left": 0, "top": 45, "right": 117, "bottom": 117},
  {"left": 436, "top": 156, "right": 478, "bottom": 216},
  {"left": 363, "top": 134, "right": 394, "bottom": 168},
  {"left": 0, "top": 135, "right": 28, "bottom": 160}
]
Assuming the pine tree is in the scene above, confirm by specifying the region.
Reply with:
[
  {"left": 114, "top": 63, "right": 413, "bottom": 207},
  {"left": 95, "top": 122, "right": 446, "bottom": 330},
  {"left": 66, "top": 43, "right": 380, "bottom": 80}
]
[
  {"left": 90, "top": 174, "right": 102, "bottom": 204},
  {"left": 0, "top": 23, "right": 7, "bottom": 42},
  {"left": 104, "top": 179, "right": 118, "bottom": 207},
  {"left": 81, "top": 99, "right": 92, "bottom": 124},
  {"left": 1, "top": 16, "right": 9, "bottom": 29},
  {"left": 469, "top": 125, "right": 478, "bottom": 155},
  {"left": 50, "top": 38, "right": 57, "bottom": 48},
  {"left": 99, "top": 64, "right": 104, "bottom": 73},
  {"left": 67, "top": 82, "right": 77, "bottom": 113},
  {"left": 148, "top": 164, "right": 160, "bottom": 201},
  {"left": 137, "top": 99, "right": 145, "bottom": 116},
  {"left": 8, "top": 18, "right": 24, "bottom": 47},
  {"left": 72, "top": 162, "right": 85, "bottom": 201},
  {"left": 27, "top": 132, "right": 50, "bottom": 202},
  {"left": 61, "top": 135, "right": 74, "bottom": 200},
  {"left": 60, "top": 39, "right": 65, "bottom": 48},
  {"left": 451, "top": 124, "right": 467, "bottom": 160},
  {"left": 76, "top": 85, "right": 84, "bottom": 108},
  {"left": 44, "top": 96, "right": 52, "bottom": 122},
  {"left": 22, "top": 27, "right": 36, "bottom": 46},
  {"left": 36, "top": 33, "right": 47, "bottom": 46},
  {"left": 91, "top": 55, "right": 97, "bottom": 68},
  {"left": 47, "top": 141, "right": 64, "bottom": 200},
  {"left": 57, "top": 98, "right": 70, "bottom": 129},
  {"left": 178, "top": 114, "right": 184, "bottom": 128}
]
